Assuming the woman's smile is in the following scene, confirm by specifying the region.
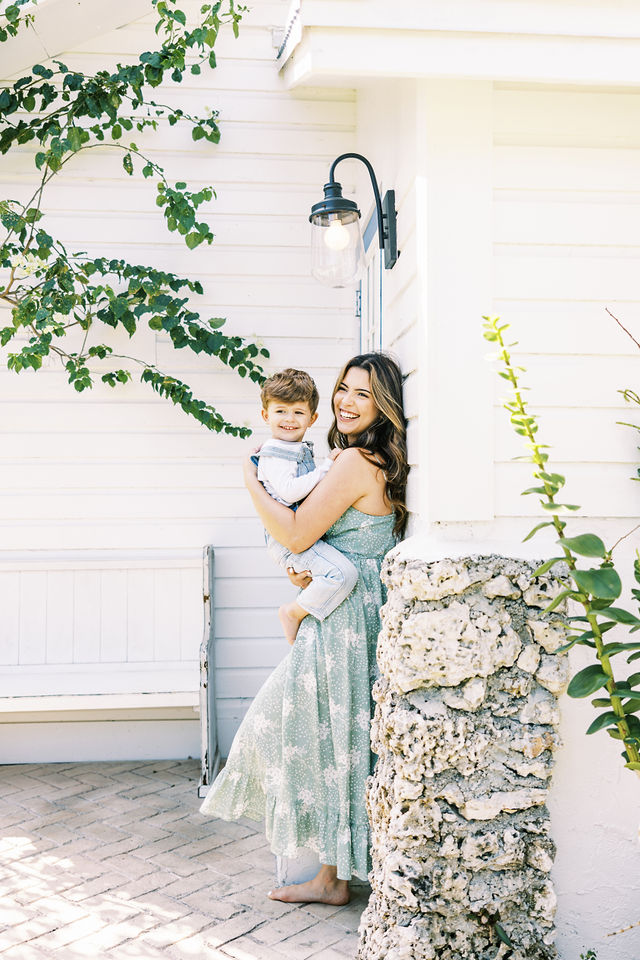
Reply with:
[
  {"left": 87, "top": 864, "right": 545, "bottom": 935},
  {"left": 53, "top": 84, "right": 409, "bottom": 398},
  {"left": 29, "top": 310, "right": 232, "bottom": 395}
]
[{"left": 333, "top": 367, "right": 378, "bottom": 436}]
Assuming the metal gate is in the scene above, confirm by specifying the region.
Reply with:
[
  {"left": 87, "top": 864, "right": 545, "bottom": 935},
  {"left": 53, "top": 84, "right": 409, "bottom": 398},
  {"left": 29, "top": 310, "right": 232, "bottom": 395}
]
[{"left": 198, "top": 545, "right": 219, "bottom": 797}]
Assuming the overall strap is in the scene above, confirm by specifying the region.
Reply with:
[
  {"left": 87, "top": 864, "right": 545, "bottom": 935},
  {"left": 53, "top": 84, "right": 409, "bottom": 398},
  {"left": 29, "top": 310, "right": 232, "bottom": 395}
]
[
  {"left": 297, "top": 442, "right": 316, "bottom": 477},
  {"left": 255, "top": 440, "right": 303, "bottom": 463}
]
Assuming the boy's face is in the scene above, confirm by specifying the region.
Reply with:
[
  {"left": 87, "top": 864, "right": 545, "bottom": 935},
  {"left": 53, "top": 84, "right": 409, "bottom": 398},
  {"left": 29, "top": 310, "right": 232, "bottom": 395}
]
[{"left": 261, "top": 399, "right": 318, "bottom": 443}]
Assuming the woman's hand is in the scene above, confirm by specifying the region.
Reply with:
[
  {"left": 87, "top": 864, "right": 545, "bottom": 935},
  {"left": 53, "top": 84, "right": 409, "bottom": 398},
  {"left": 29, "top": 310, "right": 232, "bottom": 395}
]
[{"left": 287, "top": 566, "right": 312, "bottom": 589}]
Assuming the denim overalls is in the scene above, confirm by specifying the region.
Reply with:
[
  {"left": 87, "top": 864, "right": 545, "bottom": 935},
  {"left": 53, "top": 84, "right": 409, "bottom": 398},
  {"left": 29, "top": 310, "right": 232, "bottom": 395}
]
[
  {"left": 251, "top": 441, "right": 316, "bottom": 510},
  {"left": 255, "top": 441, "right": 358, "bottom": 621}
]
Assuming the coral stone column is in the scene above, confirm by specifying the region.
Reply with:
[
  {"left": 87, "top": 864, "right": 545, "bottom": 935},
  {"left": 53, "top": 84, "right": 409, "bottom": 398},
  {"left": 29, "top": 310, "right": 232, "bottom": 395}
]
[{"left": 358, "top": 552, "right": 569, "bottom": 960}]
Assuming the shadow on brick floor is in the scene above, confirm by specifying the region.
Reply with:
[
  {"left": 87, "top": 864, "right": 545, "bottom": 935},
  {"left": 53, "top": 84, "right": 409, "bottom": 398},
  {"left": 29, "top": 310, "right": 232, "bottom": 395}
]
[{"left": 0, "top": 759, "right": 369, "bottom": 959}]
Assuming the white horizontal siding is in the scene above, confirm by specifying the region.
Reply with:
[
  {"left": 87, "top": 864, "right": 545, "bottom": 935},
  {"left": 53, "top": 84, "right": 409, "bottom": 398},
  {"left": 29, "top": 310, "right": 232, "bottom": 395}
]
[
  {"left": 492, "top": 84, "right": 640, "bottom": 532},
  {"left": 0, "top": 0, "right": 359, "bottom": 755}
]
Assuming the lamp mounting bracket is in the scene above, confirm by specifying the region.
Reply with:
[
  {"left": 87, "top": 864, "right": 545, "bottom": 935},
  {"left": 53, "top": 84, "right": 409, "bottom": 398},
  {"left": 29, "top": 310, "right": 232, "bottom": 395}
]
[{"left": 329, "top": 153, "right": 397, "bottom": 269}]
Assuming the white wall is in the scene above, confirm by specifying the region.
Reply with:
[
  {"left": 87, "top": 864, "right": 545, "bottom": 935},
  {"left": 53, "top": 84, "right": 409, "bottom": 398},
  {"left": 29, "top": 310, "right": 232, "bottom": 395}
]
[
  {"left": 492, "top": 84, "right": 640, "bottom": 544},
  {"left": 369, "top": 76, "right": 640, "bottom": 960},
  {"left": 0, "top": 0, "right": 358, "bottom": 759},
  {"left": 491, "top": 85, "right": 640, "bottom": 960}
]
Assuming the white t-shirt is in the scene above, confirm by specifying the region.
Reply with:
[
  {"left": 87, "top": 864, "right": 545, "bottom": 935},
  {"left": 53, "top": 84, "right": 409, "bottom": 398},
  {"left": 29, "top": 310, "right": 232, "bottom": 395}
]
[{"left": 257, "top": 439, "right": 333, "bottom": 507}]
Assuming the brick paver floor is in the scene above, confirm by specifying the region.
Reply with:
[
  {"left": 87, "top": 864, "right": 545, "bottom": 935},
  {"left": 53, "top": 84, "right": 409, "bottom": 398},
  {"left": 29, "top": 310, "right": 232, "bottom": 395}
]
[{"left": 0, "top": 760, "right": 369, "bottom": 959}]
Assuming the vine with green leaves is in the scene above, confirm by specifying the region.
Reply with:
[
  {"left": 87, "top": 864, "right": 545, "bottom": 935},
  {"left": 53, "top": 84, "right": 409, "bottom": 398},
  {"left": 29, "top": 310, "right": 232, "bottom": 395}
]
[
  {"left": 483, "top": 315, "right": 640, "bottom": 775},
  {"left": 0, "top": 0, "right": 268, "bottom": 437}
]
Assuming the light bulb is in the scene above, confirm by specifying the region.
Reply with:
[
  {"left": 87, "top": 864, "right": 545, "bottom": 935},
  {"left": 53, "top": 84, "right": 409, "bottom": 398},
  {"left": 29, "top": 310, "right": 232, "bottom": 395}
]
[{"left": 323, "top": 218, "right": 351, "bottom": 252}]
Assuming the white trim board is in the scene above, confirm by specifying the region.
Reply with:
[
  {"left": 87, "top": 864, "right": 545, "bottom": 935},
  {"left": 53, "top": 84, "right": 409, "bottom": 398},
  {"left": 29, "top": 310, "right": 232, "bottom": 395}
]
[
  {"left": 0, "top": 549, "right": 203, "bottom": 571},
  {"left": 280, "top": 27, "right": 640, "bottom": 88},
  {"left": 0, "top": 691, "right": 199, "bottom": 714},
  {"left": 0, "top": 663, "right": 199, "bottom": 698}
]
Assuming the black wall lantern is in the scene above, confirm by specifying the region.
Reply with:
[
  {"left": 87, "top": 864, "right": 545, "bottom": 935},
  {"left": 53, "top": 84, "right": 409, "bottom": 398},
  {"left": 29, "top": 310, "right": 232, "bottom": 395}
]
[{"left": 309, "top": 153, "right": 398, "bottom": 287}]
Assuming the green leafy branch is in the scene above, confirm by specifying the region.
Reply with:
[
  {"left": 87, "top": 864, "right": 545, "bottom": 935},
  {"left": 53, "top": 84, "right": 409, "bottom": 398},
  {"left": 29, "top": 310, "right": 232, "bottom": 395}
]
[
  {"left": 0, "top": 0, "right": 266, "bottom": 434},
  {"left": 0, "top": 210, "right": 267, "bottom": 435},
  {"left": 0, "top": 0, "right": 35, "bottom": 42},
  {"left": 483, "top": 315, "right": 640, "bottom": 774},
  {"left": 0, "top": 1, "right": 233, "bottom": 247}
]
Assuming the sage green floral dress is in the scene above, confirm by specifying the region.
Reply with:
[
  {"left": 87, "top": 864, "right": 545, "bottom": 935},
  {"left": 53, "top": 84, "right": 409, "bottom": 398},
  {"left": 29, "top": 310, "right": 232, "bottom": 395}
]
[{"left": 200, "top": 506, "right": 396, "bottom": 881}]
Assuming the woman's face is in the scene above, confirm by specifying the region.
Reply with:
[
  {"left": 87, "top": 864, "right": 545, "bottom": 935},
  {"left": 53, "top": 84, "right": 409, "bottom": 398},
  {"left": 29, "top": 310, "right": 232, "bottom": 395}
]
[{"left": 333, "top": 366, "right": 379, "bottom": 439}]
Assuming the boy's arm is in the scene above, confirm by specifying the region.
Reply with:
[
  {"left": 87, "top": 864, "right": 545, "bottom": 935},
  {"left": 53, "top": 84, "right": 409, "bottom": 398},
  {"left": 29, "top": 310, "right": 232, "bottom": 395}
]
[
  {"left": 244, "top": 447, "right": 373, "bottom": 553},
  {"left": 259, "top": 455, "right": 333, "bottom": 506}
]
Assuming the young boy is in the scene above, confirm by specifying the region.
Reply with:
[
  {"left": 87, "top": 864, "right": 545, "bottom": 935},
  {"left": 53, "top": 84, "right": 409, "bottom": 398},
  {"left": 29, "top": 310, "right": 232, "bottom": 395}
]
[{"left": 255, "top": 368, "right": 358, "bottom": 645}]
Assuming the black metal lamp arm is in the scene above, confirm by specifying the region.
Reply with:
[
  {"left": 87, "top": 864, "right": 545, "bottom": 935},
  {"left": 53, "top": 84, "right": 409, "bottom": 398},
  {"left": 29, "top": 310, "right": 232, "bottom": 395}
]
[{"left": 329, "top": 152, "right": 386, "bottom": 251}]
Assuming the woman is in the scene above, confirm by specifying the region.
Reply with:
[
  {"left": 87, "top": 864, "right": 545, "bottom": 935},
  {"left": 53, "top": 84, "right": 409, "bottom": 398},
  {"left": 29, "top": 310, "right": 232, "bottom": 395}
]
[{"left": 200, "top": 353, "right": 408, "bottom": 905}]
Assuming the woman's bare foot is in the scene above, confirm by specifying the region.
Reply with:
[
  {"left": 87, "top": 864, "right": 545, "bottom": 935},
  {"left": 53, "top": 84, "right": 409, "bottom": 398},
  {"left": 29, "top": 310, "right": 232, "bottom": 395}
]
[
  {"left": 268, "top": 865, "right": 350, "bottom": 905},
  {"left": 278, "top": 601, "right": 308, "bottom": 646}
]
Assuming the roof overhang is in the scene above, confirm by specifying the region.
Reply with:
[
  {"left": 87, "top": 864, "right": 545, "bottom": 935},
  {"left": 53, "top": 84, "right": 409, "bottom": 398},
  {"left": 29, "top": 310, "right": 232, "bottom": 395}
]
[
  {"left": 1, "top": 0, "right": 151, "bottom": 79},
  {"left": 277, "top": 0, "right": 640, "bottom": 88}
]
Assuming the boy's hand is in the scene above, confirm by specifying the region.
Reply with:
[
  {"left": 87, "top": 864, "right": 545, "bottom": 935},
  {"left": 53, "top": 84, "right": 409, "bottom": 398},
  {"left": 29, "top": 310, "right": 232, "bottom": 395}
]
[
  {"left": 242, "top": 446, "right": 261, "bottom": 486},
  {"left": 287, "top": 567, "right": 312, "bottom": 589}
]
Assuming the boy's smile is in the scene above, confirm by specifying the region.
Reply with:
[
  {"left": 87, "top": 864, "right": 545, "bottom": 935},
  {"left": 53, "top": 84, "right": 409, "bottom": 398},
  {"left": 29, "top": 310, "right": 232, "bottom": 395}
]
[{"left": 262, "top": 400, "right": 318, "bottom": 443}]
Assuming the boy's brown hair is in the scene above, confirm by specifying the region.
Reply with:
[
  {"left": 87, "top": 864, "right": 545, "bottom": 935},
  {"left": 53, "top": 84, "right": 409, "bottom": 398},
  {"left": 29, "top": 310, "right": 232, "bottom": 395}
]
[{"left": 261, "top": 368, "right": 319, "bottom": 415}]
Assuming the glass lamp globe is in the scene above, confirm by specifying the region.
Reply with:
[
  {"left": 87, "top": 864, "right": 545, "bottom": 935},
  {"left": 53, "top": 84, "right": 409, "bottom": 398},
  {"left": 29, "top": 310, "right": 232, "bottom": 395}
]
[{"left": 310, "top": 210, "right": 364, "bottom": 287}]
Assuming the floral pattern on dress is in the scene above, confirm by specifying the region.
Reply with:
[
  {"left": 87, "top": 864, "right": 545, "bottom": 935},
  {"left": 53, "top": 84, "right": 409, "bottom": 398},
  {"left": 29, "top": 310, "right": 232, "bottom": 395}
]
[{"left": 199, "top": 506, "right": 396, "bottom": 881}]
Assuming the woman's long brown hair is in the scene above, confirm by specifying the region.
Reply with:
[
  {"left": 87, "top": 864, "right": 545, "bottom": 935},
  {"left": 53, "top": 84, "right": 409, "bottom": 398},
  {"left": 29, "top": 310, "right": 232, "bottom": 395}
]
[{"left": 327, "top": 353, "right": 409, "bottom": 539}]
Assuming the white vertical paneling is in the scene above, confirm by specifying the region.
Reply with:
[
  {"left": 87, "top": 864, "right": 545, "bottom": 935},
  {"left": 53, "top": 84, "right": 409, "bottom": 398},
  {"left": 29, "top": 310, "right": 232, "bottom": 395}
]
[
  {"left": 0, "top": 573, "right": 20, "bottom": 665},
  {"left": 126, "top": 570, "right": 155, "bottom": 662},
  {"left": 100, "top": 569, "right": 128, "bottom": 663},
  {"left": 419, "top": 78, "right": 494, "bottom": 523},
  {"left": 45, "top": 572, "right": 74, "bottom": 664},
  {"left": 18, "top": 573, "right": 47, "bottom": 664},
  {"left": 180, "top": 568, "right": 203, "bottom": 662},
  {"left": 73, "top": 571, "right": 101, "bottom": 663},
  {"left": 155, "top": 568, "right": 181, "bottom": 662}
]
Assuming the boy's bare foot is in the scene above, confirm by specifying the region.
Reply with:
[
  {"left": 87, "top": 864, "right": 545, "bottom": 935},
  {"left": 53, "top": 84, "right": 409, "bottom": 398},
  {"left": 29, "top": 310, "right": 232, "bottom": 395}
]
[
  {"left": 279, "top": 601, "right": 308, "bottom": 646},
  {"left": 268, "top": 872, "right": 350, "bottom": 905}
]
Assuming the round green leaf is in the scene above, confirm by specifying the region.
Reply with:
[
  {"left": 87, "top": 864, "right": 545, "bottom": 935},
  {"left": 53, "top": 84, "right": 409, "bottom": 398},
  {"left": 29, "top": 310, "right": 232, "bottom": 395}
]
[
  {"left": 543, "top": 587, "right": 575, "bottom": 614},
  {"left": 559, "top": 533, "right": 606, "bottom": 557},
  {"left": 600, "top": 607, "right": 640, "bottom": 626},
  {"left": 522, "top": 521, "right": 554, "bottom": 543},
  {"left": 567, "top": 665, "right": 610, "bottom": 698},
  {"left": 571, "top": 567, "right": 622, "bottom": 600},
  {"left": 532, "top": 557, "right": 565, "bottom": 577},
  {"left": 541, "top": 502, "right": 581, "bottom": 512},
  {"left": 494, "top": 923, "right": 514, "bottom": 949},
  {"left": 602, "top": 641, "right": 640, "bottom": 657},
  {"left": 586, "top": 711, "right": 620, "bottom": 735}
]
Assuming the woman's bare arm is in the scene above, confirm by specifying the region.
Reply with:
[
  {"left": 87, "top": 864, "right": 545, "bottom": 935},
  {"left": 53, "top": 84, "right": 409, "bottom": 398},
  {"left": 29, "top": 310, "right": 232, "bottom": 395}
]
[{"left": 244, "top": 447, "right": 375, "bottom": 553}]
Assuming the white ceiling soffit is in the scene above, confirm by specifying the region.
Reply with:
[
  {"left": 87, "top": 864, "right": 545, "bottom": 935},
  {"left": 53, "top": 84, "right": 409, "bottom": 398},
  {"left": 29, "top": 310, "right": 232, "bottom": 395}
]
[
  {"left": 277, "top": 1, "right": 640, "bottom": 88},
  {"left": 1, "top": 0, "right": 152, "bottom": 79}
]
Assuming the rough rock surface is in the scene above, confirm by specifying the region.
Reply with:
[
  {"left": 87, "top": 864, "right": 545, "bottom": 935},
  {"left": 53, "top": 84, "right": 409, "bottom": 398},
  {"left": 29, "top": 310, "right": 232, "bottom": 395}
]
[{"left": 357, "top": 554, "right": 568, "bottom": 960}]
